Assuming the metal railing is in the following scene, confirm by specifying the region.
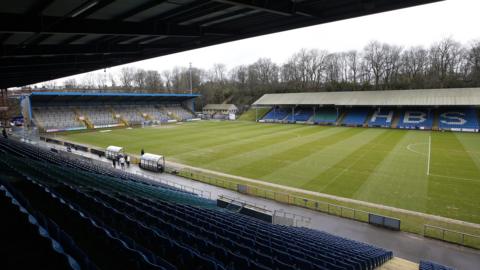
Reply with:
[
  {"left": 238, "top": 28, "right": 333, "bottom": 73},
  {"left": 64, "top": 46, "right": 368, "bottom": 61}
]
[
  {"left": 273, "top": 209, "right": 312, "bottom": 228},
  {"left": 132, "top": 170, "right": 211, "bottom": 200},
  {"left": 218, "top": 194, "right": 270, "bottom": 212},
  {"left": 424, "top": 224, "right": 480, "bottom": 248},
  {"left": 176, "top": 167, "right": 372, "bottom": 224}
]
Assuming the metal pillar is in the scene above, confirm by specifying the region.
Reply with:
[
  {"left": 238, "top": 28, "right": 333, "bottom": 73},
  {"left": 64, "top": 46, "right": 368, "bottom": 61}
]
[
  {"left": 0, "top": 89, "right": 8, "bottom": 127},
  {"left": 313, "top": 106, "right": 316, "bottom": 124}
]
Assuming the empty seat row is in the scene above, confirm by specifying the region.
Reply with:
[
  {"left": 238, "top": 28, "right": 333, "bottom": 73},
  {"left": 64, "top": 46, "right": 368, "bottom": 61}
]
[{"left": 0, "top": 137, "right": 393, "bottom": 270}]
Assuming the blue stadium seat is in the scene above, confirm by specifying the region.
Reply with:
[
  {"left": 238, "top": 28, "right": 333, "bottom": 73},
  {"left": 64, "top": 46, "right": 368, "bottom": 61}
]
[
  {"left": 438, "top": 108, "right": 479, "bottom": 131},
  {"left": 313, "top": 108, "right": 338, "bottom": 124},
  {"left": 262, "top": 108, "right": 290, "bottom": 122},
  {"left": 419, "top": 260, "right": 455, "bottom": 270},
  {"left": 342, "top": 108, "right": 371, "bottom": 126},
  {"left": 0, "top": 138, "right": 395, "bottom": 270},
  {"left": 283, "top": 108, "right": 313, "bottom": 123},
  {"left": 397, "top": 109, "right": 433, "bottom": 130},
  {"left": 368, "top": 108, "right": 394, "bottom": 128}
]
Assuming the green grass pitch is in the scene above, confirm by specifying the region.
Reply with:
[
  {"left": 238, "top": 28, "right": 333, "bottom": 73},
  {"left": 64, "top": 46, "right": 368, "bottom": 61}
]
[{"left": 60, "top": 121, "right": 480, "bottom": 224}]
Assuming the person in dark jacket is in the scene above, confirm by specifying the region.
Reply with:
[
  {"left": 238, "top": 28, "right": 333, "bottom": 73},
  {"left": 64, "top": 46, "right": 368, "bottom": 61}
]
[{"left": 2, "top": 128, "right": 7, "bottom": 139}]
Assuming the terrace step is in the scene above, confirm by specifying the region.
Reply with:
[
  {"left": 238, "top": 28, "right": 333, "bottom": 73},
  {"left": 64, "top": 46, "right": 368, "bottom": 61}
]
[
  {"left": 391, "top": 109, "right": 401, "bottom": 129},
  {"left": 376, "top": 257, "right": 418, "bottom": 270}
]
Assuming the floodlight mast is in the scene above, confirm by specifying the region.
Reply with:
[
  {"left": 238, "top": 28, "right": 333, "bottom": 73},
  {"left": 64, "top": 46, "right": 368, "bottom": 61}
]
[{"left": 189, "top": 62, "right": 193, "bottom": 94}]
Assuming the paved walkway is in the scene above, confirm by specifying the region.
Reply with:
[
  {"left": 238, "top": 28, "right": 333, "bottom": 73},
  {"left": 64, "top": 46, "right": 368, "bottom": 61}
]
[{"left": 35, "top": 140, "right": 480, "bottom": 270}]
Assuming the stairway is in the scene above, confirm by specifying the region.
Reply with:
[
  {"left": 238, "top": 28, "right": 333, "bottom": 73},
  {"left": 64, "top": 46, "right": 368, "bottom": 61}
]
[
  {"left": 364, "top": 109, "right": 374, "bottom": 127},
  {"left": 432, "top": 109, "right": 440, "bottom": 131},
  {"left": 391, "top": 110, "right": 401, "bottom": 129},
  {"left": 109, "top": 106, "right": 126, "bottom": 126},
  {"left": 336, "top": 111, "right": 346, "bottom": 126},
  {"left": 73, "top": 108, "right": 91, "bottom": 129}
]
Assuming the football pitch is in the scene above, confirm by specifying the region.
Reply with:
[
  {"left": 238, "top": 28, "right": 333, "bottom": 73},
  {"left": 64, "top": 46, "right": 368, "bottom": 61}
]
[{"left": 60, "top": 121, "right": 480, "bottom": 224}]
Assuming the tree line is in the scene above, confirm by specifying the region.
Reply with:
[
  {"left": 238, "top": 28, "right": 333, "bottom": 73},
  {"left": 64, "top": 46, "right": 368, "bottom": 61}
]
[{"left": 48, "top": 38, "right": 480, "bottom": 111}]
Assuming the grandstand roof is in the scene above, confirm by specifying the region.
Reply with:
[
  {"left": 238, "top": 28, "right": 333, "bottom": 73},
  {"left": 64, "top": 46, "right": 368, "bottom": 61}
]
[
  {"left": 29, "top": 91, "right": 199, "bottom": 103},
  {"left": 0, "top": 0, "right": 442, "bottom": 88},
  {"left": 252, "top": 88, "right": 480, "bottom": 107},
  {"left": 203, "top": 104, "right": 238, "bottom": 111}
]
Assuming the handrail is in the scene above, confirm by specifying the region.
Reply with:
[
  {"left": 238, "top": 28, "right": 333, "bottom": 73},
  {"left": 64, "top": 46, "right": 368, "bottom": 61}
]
[{"left": 424, "top": 224, "right": 480, "bottom": 248}]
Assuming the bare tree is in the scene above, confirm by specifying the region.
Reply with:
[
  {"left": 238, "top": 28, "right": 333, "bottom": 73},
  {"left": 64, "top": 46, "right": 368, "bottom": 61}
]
[
  {"left": 346, "top": 50, "right": 359, "bottom": 85},
  {"left": 133, "top": 69, "right": 147, "bottom": 90},
  {"left": 145, "top": 70, "right": 163, "bottom": 91},
  {"left": 364, "top": 41, "right": 387, "bottom": 89},
  {"left": 81, "top": 73, "right": 95, "bottom": 89},
  {"left": 162, "top": 70, "right": 173, "bottom": 92},
  {"left": 119, "top": 67, "right": 136, "bottom": 89},
  {"left": 95, "top": 72, "right": 108, "bottom": 90},
  {"left": 63, "top": 78, "right": 78, "bottom": 89},
  {"left": 108, "top": 73, "right": 117, "bottom": 88}
]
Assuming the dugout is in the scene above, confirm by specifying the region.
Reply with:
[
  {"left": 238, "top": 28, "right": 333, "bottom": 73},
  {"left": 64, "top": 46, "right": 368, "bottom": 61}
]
[
  {"left": 140, "top": 153, "right": 165, "bottom": 172},
  {"left": 105, "top": 146, "right": 124, "bottom": 160}
]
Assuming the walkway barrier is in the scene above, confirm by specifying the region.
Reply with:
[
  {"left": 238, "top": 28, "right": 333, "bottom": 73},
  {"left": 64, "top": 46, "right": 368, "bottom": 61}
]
[
  {"left": 424, "top": 224, "right": 480, "bottom": 249},
  {"left": 273, "top": 209, "right": 311, "bottom": 228},
  {"left": 217, "top": 195, "right": 312, "bottom": 228},
  {"left": 369, "top": 213, "right": 400, "bottom": 230},
  {"left": 175, "top": 168, "right": 374, "bottom": 225},
  {"left": 217, "top": 195, "right": 273, "bottom": 223},
  {"left": 132, "top": 170, "right": 211, "bottom": 200}
]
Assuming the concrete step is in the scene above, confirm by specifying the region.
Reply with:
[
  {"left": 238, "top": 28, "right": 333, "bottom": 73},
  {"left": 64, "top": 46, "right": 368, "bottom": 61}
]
[{"left": 376, "top": 257, "right": 418, "bottom": 270}]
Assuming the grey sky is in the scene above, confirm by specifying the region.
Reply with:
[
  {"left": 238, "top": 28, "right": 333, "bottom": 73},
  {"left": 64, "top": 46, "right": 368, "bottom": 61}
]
[{"left": 39, "top": 0, "right": 480, "bottom": 86}]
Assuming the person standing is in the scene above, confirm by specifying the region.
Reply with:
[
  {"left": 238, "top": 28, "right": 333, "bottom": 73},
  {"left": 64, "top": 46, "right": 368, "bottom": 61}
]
[
  {"left": 112, "top": 158, "right": 116, "bottom": 168},
  {"left": 120, "top": 155, "right": 125, "bottom": 170},
  {"left": 126, "top": 155, "right": 130, "bottom": 168},
  {"left": 141, "top": 148, "right": 145, "bottom": 156},
  {"left": 2, "top": 128, "right": 7, "bottom": 139}
]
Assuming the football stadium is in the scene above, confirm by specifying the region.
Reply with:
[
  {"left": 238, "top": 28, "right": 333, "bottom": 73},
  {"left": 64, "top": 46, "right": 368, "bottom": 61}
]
[{"left": 1, "top": 1, "right": 480, "bottom": 270}]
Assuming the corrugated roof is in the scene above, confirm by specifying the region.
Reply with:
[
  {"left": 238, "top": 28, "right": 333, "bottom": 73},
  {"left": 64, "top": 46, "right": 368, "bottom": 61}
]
[
  {"left": 252, "top": 88, "right": 480, "bottom": 106},
  {"left": 203, "top": 104, "right": 238, "bottom": 110}
]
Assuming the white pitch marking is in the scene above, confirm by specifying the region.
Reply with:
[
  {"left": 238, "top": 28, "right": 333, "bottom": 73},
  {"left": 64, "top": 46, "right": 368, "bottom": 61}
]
[
  {"left": 428, "top": 173, "right": 479, "bottom": 182},
  {"left": 406, "top": 143, "right": 427, "bottom": 156},
  {"left": 426, "top": 135, "right": 432, "bottom": 176}
]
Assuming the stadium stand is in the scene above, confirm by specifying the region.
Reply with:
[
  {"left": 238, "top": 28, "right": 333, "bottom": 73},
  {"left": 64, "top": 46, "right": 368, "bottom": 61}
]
[
  {"left": 0, "top": 185, "right": 82, "bottom": 270},
  {"left": 162, "top": 104, "right": 194, "bottom": 121},
  {"left": 397, "top": 109, "right": 433, "bottom": 130},
  {"left": 262, "top": 108, "right": 290, "bottom": 122},
  {"left": 202, "top": 104, "right": 238, "bottom": 120},
  {"left": 368, "top": 108, "right": 395, "bottom": 128},
  {"left": 253, "top": 89, "right": 480, "bottom": 133},
  {"left": 24, "top": 92, "right": 197, "bottom": 132},
  {"left": 77, "top": 106, "right": 121, "bottom": 128},
  {"left": 0, "top": 137, "right": 394, "bottom": 270},
  {"left": 139, "top": 105, "right": 170, "bottom": 123},
  {"left": 438, "top": 108, "right": 479, "bottom": 131},
  {"left": 419, "top": 261, "right": 455, "bottom": 270},
  {"left": 32, "top": 106, "right": 85, "bottom": 132},
  {"left": 290, "top": 108, "right": 314, "bottom": 123},
  {"left": 342, "top": 108, "right": 370, "bottom": 126},
  {"left": 312, "top": 108, "right": 338, "bottom": 124},
  {"left": 111, "top": 104, "right": 145, "bottom": 126}
]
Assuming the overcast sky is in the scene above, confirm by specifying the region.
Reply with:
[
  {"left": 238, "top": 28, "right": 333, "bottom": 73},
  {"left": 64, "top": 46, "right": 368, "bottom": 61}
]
[{"left": 38, "top": 0, "right": 480, "bottom": 86}]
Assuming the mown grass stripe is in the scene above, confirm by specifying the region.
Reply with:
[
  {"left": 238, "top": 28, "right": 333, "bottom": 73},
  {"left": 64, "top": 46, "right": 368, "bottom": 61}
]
[{"left": 303, "top": 129, "right": 407, "bottom": 197}]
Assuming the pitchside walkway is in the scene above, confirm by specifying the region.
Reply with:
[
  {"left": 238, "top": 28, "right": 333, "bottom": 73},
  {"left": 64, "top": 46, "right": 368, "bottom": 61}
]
[{"left": 33, "top": 140, "right": 480, "bottom": 269}]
